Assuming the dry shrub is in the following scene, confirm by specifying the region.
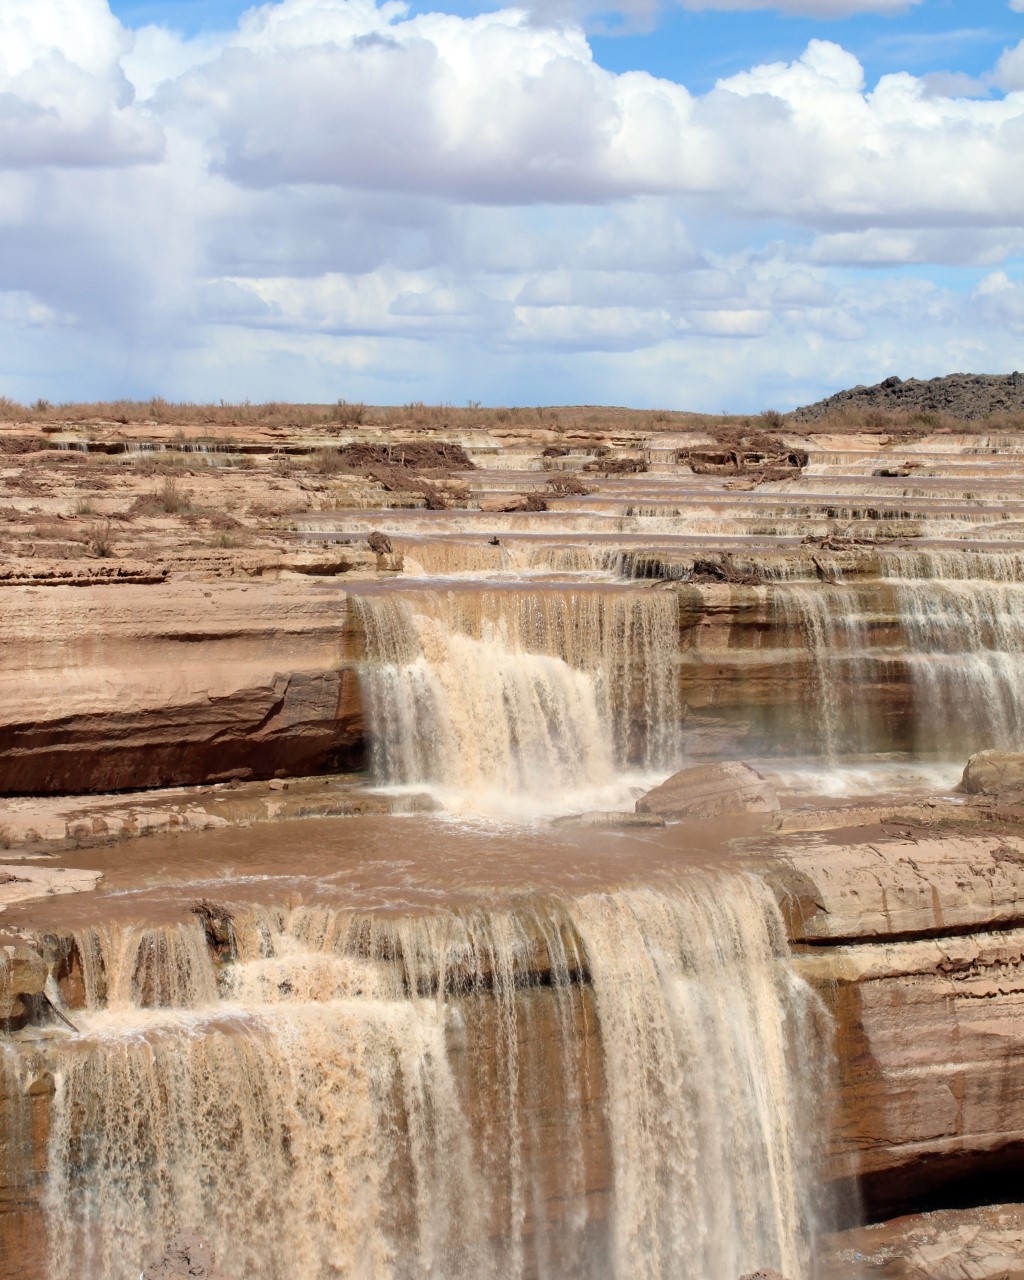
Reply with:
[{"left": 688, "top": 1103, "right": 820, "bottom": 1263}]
[
  {"left": 313, "top": 448, "right": 346, "bottom": 475},
  {"left": 129, "top": 476, "right": 192, "bottom": 516},
  {"left": 157, "top": 477, "right": 190, "bottom": 513},
  {"left": 32, "top": 520, "right": 84, "bottom": 542},
  {"left": 134, "top": 452, "right": 187, "bottom": 475},
  {"left": 206, "top": 511, "right": 242, "bottom": 532},
  {"left": 330, "top": 400, "right": 366, "bottom": 425},
  {"left": 88, "top": 521, "right": 116, "bottom": 557},
  {"left": 546, "top": 475, "right": 595, "bottom": 497}
]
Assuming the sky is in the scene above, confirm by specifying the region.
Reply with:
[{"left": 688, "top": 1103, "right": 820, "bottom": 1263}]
[{"left": 2, "top": 0, "right": 1023, "bottom": 412}]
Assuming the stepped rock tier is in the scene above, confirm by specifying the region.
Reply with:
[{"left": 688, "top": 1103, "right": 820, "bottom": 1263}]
[{"left": 2, "top": 399, "right": 1024, "bottom": 1280}]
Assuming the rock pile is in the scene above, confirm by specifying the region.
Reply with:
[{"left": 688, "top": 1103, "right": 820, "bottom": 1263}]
[
  {"left": 141, "top": 1232, "right": 229, "bottom": 1280},
  {"left": 793, "top": 372, "right": 1024, "bottom": 422}
]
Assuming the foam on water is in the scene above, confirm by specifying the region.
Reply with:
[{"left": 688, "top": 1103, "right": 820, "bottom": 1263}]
[{"left": 41, "top": 874, "right": 829, "bottom": 1280}]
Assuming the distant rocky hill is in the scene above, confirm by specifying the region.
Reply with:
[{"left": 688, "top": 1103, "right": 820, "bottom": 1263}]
[{"left": 792, "top": 372, "right": 1024, "bottom": 422}]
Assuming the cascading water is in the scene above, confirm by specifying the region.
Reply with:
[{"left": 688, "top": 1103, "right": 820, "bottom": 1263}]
[
  {"left": 766, "top": 550, "right": 1024, "bottom": 760},
  {"left": 878, "top": 551, "right": 1024, "bottom": 754},
  {"left": 353, "top": 586, "right": 681, "bottom": 812},
  {"left": 40, "top": 872, "right": 827, "bottom": 1280}
]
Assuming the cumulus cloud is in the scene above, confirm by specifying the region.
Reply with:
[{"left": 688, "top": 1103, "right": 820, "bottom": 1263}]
[
  {"left": 0, "top": 0, "right": 161, "bottom": 167},
  {"left": 993, "top": 38, "right": 1024, "bottom": 90},
  {"left": 1, "top": 0, "right": 1023, "bottom": 411},
  {"left": 149, "top": 14, "right": 1024, "bottom": 232}
]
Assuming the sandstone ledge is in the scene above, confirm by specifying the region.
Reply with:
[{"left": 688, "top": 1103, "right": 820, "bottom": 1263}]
[
  {"left": 0, "top": 580, "right": 365, "bottom": 794},
  {"left": 818, "top": 1203, "right": 1024, "bottom": 1280},
  {"left": 767, "top": 833, "right": 1024, "bottom": 943},
  {"left": 756, "top": 831, "right": 1024, "bottom": 1216}
]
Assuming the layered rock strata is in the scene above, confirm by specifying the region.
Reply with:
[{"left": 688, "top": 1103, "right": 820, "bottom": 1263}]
[
  {"left": 0, "top": 582, "right": 364, "bottom": 793},
  {"left": 766, "top": 832, "right": 1024, "bottom": 1217}
]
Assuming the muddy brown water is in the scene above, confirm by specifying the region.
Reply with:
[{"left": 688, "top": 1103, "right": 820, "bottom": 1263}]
[{"left": 4, "top": 812, "right": 770, "bottom": 934}]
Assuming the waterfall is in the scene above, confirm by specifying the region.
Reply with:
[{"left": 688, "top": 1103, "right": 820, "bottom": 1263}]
[
  {"left": 771, "top": 578, "right": 871, "bottom": 760},
  {"left": 877, "top": 552, "right": 1024, "bottom": 754},
  {"left": 766, "top": 551, "right": 1024, "bottom": 760},
  {"left": 42, "top": 872, "right": 826, "bottom": 1280},
  {"left": 352, "top": 586, "right": 680, "bottom": 812},
  {"left": 66, "top": 920, "right": 220, "bottom": 1010}
]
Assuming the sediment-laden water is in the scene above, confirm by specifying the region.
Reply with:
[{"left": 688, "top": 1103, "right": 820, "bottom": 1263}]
[
  {"left": 353, "top": 585, "right": 681, "bottom": 810},
  {"left": 39, "top": 873, "right": 826, "bottom": 1280}
]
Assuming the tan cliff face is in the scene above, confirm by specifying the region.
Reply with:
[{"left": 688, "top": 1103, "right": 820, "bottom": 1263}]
[
  {"left": 0, "top": 581, "right": 365, "bottom": 793},
  {"left": 2, "top": 410, "right": 1024, "bottom": 792},
  {"left": 2, "top": 403, "right": 1024, "bottom": 1279}
]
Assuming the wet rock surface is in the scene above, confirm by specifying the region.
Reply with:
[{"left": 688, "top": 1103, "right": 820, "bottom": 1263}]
[
  {"left": 1, "top": 401, "right": 1024, "bottom": 1277},
  {"left": 818, "top": 1204, "right": 1024, "bottom": 1279},
  {"left": 636, "top": 762, "right": 780, "bottom": 820},
  {"left": 142, "top": 1233, "right": 230, "bottom": 1280}
]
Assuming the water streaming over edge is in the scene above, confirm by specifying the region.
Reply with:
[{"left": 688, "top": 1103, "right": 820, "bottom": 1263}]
[
  {"left": 37, "top": 872, "right": 828, "bottom": 1280},
  {"left": 353, "top": 587, "right": 681, "bottom": 814}
]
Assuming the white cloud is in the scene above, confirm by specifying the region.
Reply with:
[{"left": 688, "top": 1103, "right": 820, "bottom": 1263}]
[
  {"left": 1, "top": 0, "right": 1023, "bottom": 413},
  {"left": 993, "top": 38, "right": 1024, "bottom": 90},
  {"left": 0, "top": 0, "right": 161, "bottom": 168},
  {"left": 973, "top": 271, "right": 1024, "bottom": 333},
  {"left": 808, "top": 227, "right": 1024, "bottom": 267},
  {"left": 146, "top": 17, "right": 1024, "bottom": 232},
  {"left": 122, "top": 25, "right": 227, "bottom": 100},
  {"left": 529, "top": 0, "right": 921, "bottom": 20}
]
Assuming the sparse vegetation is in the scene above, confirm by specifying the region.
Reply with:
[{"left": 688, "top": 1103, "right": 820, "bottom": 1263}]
[
  {"left": 157, "top": 477, "right": 191, "bottom": 514},
  {"left": 313, "top": 448, "right": 346, "bottom": 475},
  {"left": 546, "top": 475, "right": 595, "bottom": 497},
  {"left": 88, "top": 521, "right": 116, "bottom": 558},
  {"left": 330, "top": 400, "right": 366, "bottom": 425}
]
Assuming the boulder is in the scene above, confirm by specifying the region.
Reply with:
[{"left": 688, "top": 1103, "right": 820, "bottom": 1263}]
[
  {"left": 636, "top": 762, "right": 779, "bottom": 821},
  {"left": 552, "top": 811, "right": 666, "bottom": 829},
  {"left": 0, "top": 942, "right": 46, "bottom": 1019},
  {"left": 478, "top": 494, "right": 532, "bottom": 513},
  {"left": 960, "top": 750, "right": 1024, "bottom": 797},
  {"left": 142, "top": 1232, "right": 229, "bottom": 1280}
]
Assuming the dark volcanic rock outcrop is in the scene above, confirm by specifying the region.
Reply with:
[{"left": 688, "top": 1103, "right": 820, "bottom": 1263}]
[{"left": 793, "top": 372, "right": 1024, "bottom": 422}]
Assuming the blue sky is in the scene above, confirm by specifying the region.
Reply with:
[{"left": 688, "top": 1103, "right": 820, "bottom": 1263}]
[
  {"left": 2, "top": 0, "right": 1023, "bottom": 410},
  {"left": 105, "top": 0, "right": 1023, "bottom": 86}
]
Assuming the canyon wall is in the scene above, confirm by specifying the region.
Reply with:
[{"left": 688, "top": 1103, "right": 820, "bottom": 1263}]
[{"left": 0, "top": 582, "right": 365, "bottom": 793}]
